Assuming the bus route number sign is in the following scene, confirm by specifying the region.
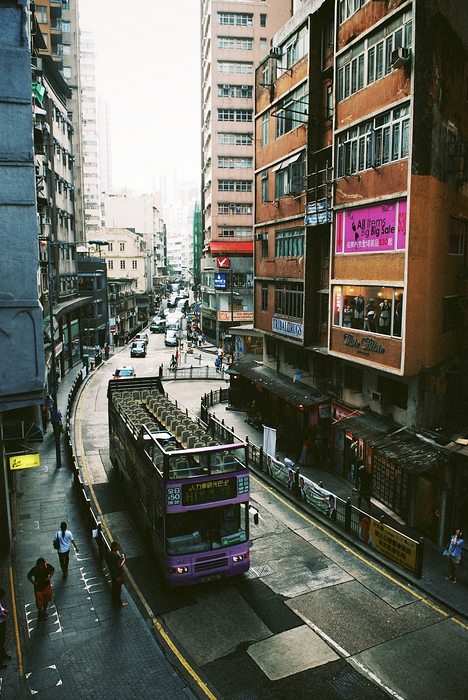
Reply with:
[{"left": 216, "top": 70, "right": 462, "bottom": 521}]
[{"left": 182, "top": 477, "right": 237, "bottom": 506}]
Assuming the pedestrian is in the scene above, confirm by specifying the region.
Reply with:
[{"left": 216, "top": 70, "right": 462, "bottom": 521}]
[
  {"left": 198, "top": 335, "right": 202, "bottom": 348},
  {"left": 114, "top": 332, "right": 119, "bottom": 347},
  {"left": 445, "top": 529, "right": 464, "bottom": 584},
  {"left": 215, "top": 356, "right": 222, "bottom": 371},
  {"left": 46, "top": 394, "right": 54, "bottom": 420},
  {"left": 170, "top": 355, "right": 176, "bottom": 371},
  {"left": 159, "top": 363, "right": 163, "bottom": 378},
  {"left": 0, "top": 587, "right": 11, "bottom": 667},
  {"left": 53, "top": 521, "right": 79, "bottom": 577},
  {"left": 108, "top": 541, "right": 127, "bottom": 608},
  {"left": 299, "top": 437, "right": 311, "bottom": 466},
  {"left": 104, "top": 343, "right": 110, "bottom": 360},
  {"left": 27, "top": 557, "right": 55, "bottom": 619},
  {"left": 356, "top": 465, "right": 372, "bottom": 512},
  {"left": 94, "top": 343, "right": 101, "bottom": 358},
  {"left": 201, "top": 332, "right": 206, "bottom": 345},
  {"left": 50, "top": 407, "right": 63, "bottom": 436},
  {"left": 41, "top": 404, "right": 49, "bottom": 433}
]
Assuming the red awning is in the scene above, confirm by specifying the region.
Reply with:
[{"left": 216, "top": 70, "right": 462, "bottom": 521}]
[{"left": 210, "top": 241, "right": 253, "bottom": 254}]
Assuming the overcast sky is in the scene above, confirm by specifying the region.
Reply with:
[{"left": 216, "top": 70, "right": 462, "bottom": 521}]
[{"left": 78, "top": 0, "right": 201, "bottom": 194}]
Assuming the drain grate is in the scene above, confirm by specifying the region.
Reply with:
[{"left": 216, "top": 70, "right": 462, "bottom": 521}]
[
  {"left": 329, "top": 672, "right": 368, "bottom": 699},
  {"left": 305, "top": 558, "right": 328, "bottom": 572},
  {"left": 246, "top": 563, "right": 275, "bottom": 578}
]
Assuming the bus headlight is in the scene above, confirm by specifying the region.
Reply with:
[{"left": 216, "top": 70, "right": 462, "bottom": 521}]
[
  {"left": 167, "top": 566, "right": 189, "bottom": 574},
  {"left": 233, "top": 553, "right": 248, "bottom": 563}
]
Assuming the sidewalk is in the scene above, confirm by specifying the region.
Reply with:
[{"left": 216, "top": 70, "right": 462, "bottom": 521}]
[{"left": 0, "top": 364, "right": 198, "bottom": 700}]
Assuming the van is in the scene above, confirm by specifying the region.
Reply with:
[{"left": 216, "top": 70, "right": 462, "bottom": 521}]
[
  {"left": 165, "top": 312, "right": 183, "bottom": 331},
  {"left": 150, "top": 318, "right": 165, "bottom": 333}
]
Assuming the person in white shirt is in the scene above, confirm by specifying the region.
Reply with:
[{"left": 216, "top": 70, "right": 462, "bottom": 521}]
[{"left": 53, "top": 521, "right": 79, "bottom": 577}]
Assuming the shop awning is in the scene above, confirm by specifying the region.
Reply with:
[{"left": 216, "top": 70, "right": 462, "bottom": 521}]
[
  {"left": 230, "top": 361, "right": 329, "bottom": 408},
  {"left": 374, "top": 430, "right": 450, "bottom": 474},
  {"left": 333, "top": 412, "right": 394, "bottom": 444},
  {"left": 210, "top": 241, "right": 254, "bottom": 254},
  {"left": 335, "top": 413, "right": 451, "bottom": 473},
  {"left": 271, "top": 152, "right": 302, "bottom": 173}
]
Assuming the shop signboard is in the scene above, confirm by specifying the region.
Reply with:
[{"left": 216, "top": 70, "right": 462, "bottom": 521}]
[{"left": 335, "top": 199, "right": 407, "bottom": 254}]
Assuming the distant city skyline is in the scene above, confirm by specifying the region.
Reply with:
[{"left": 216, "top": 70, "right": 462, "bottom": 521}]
[{"left": 78, "top": 0, "right": 200, "bottom": 195}]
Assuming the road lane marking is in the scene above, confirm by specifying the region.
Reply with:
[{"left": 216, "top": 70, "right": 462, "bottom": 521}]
[{"left": 75, "top": 375, "right": 218, "bottom": 700}]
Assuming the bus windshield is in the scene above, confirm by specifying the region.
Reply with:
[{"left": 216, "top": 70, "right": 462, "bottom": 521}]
[
  {"left": 167, "top": 446, "right": 246, "bottom": 479},
  {"left": 166, "top": 503, "right": 247, "bottom": 555}
]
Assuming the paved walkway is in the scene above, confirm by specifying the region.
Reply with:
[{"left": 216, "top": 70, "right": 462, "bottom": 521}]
[{"left": 0, "top": 361, "right": 199, "bottom": 700}]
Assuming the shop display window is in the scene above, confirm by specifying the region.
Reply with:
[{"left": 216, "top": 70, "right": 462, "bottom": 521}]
[{"left": 332, "top": 285, "right": 403, "bottom": 337}]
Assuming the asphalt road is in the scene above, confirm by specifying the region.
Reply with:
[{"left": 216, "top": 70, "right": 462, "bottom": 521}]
[{"left": 73, "top": 328, "right": 468, "bottom": 700}]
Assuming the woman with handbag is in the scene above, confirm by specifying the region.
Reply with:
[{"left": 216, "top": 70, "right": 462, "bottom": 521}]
[
  {"left": 109, "top": 541, "right": 127, "bottom": 607},
  {"left": 445, "top": 529, "right": 464, "bottom": 584},
  {"left": 53, "top": 521, "right": 79, "bottom": 577}
]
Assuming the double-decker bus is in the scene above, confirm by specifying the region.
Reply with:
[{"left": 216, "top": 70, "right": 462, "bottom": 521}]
[{"left": 108, "top": 377, "right": 252, "bottom": 586}]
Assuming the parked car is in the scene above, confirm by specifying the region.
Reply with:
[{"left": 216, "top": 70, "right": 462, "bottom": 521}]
[
  {"left": 130, "top": 341, "right": 146, "bottom": 358},
  {"left": 150, "top": 318, "right": 166, "bottom": 333},
  {"left": 164, "top": 329, "right": 179, "bottom": 347},
  {"left": 112, "top": 365, "right": 136, "bottom": 380},
  {"left": 134, "top": 332, "right": 148, "bottom": 346}
]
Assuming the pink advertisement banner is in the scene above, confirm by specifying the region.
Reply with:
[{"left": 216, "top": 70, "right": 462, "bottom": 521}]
[{"left": 335, "top": 199, "right": 407, "bottom": 254}]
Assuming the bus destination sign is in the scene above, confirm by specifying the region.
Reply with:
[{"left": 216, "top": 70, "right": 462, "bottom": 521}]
[{"left": 182, "top": 477, "right": 237, "bottom": 506}]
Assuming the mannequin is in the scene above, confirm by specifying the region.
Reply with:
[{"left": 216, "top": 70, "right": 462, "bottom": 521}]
[
  {"left": 354, "top": 295, "right": 364, "bottom": 318},
  {"left": 354, "top": 294, "right": 364, "bottom": 329},
  {"left": 394, "top": 294, "right": 403, "bottom": 337},
  {"left": 343, "top": 301, "right": 353, "bottom": 328},
  {"left": 379, "top": 299, "right": 391, "bottom": 333},
  {"left": 364, "top": 298, "right": 376, "bottom": 332}
]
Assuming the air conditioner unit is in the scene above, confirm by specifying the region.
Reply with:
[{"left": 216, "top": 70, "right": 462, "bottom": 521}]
[
  {"left": 42, "top": 217, "right": 52, "bottom": 225},
  {"left": 391, "top": 47, "right": 410, "bottom": 69},
  {"left": 229, "top": 202, "right": 236, "bottom": 208},
  {"left": 371, "top": 391, "right": 382, "bottom": 404},
  {"left": 222, "top": 85, "right": 230, "bottom": 90},
  {"left": 269, "top": 46, "right": 282, "bottom": 58},
  {"left": 31, "top": 57, "right": 43, "bottom": 71},
  {"left": 241, "top": 85, "right": 249, "bottom": 91}
]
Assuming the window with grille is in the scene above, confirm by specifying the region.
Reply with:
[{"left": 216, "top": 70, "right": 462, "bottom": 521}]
[
  {"left": 337, "top": 104, "right": 409, "bottom": 177},
  {"left": 274, "top": 282, "right": 304, "bottom": 319},
  {"left": 275, "top": 228, "right": 304, "bottom": 257}
]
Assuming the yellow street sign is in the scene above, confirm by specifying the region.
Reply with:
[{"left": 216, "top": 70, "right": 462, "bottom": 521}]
[{"left": 9, "top": 453, "right": 41, "bottom": 471}]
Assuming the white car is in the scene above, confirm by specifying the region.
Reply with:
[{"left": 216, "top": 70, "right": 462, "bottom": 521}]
[{"left": 112, "top": 365, "right": 136, "bottom": 380}]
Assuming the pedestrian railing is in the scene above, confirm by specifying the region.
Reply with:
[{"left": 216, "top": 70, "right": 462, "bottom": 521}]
[
  {"left": 201, "top": 391, "right": 423, "bottom": 578},
  {"left": 162, "top": 364, "right": 229, "bottom": 381}
]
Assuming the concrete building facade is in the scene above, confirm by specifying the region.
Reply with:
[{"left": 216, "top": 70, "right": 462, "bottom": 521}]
[
  {"left": 200, "top": 0, "right": 294, "bottom": 345},
  {"left": 249, "top": 0, "right": 468, "bottom": 543}
]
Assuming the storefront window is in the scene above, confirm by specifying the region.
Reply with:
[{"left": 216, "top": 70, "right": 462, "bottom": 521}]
[{"left": 332, "top": 285, "right": 403, "bottom": 337}]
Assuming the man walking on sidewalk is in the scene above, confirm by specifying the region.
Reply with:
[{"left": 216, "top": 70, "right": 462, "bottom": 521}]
[{"left": 53, "top": 521, "right": 79, "bottom": 577}]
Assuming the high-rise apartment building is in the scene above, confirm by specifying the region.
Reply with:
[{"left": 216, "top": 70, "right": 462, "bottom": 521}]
[
  {"left": 200, "top": 0, "right": 293, "bottom": 347},
  {"left": 80, "top": 31, "right": 102, "bottom": 236}
]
